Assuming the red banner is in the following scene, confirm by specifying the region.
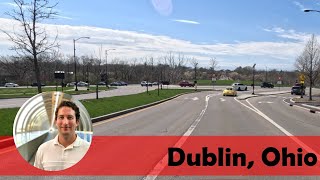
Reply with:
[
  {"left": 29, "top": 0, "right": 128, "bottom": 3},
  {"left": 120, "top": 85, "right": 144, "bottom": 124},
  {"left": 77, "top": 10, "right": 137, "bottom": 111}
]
[{"left": 1, "top": 136, "right": 320, "bottom": 175}]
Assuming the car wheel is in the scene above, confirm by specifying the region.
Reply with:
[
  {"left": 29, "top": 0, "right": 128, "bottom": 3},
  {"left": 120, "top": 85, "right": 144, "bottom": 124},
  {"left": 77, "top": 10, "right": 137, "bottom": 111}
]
[{"left": 245, "top": 87, "right": 247, "bottom": 91}]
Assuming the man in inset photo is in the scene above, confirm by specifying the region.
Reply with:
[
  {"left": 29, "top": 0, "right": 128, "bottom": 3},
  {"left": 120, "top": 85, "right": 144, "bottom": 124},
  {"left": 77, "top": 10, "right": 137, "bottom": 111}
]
[{"left": 34, "top": 100, "right": 90, "bottom": 171}]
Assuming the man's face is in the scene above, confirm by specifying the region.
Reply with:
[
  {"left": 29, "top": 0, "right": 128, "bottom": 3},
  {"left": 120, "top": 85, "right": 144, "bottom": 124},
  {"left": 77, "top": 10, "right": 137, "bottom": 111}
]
[{"left": 55, "top": 106, "right": 79, "bottom": 137}]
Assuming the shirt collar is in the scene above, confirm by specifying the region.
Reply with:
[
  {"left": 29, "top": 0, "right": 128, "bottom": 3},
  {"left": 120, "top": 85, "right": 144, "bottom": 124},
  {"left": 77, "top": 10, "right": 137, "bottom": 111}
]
[{"left": 53, "top": 134, "right": 81, "bottom": 148}]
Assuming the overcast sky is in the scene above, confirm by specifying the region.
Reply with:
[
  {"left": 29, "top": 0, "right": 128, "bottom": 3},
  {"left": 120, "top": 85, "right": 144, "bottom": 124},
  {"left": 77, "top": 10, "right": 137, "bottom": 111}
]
[{"left": 1, "top": 0, "right": 320, "bottom": 70}]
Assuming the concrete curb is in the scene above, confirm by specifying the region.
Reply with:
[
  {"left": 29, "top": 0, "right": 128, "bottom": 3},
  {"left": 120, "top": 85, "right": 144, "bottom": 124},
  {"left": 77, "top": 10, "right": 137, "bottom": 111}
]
[{"left": 287, "top": 98, "right": 320, "bottom": 114}]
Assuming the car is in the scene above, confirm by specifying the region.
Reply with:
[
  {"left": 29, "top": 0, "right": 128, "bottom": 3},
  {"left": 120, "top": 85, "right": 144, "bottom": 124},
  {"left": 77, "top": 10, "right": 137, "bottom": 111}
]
[
  {"left": 232, "top": 83, "right": 247, "bottom": 91},
  {"left": 67, "top": 82, "right": 76, "bottom": 87},
  {"left": 118, "top": 81, "right": 128, "bottom": 86},
  {"left": 152, "top": 82, "right": 159, "bottom": 85},
  {"left": 110, "top": 81, "right": 121, "bottom": 86},
  {"left": 223, "top": 87, "right": 237, "bottom": 96},
  {"left": 161, "top": 81, "right": 170, "bottom": 85},
  {"left": 97, "top": 81, "right": 106, "bottom": 85},
  {"left": 31, "top": 82, "right": 46, "bottom": 87},
  {"left": 4, "top": 83, "right": 19, "bottom": 87},
  {"left": 77, "top": 81, "right": 88, "bottom": 86},
  {"left": 141, "top": 81, "right": 152, "bottom": 86},
  {"left": 261, "top": 82, "right": 274, "bottom": 88},
  {"left": 179, "top": 81, "right": 194, "bottom": 87},
  {"left": 291, "top": 86, "right": 305, "bottom": 95}
]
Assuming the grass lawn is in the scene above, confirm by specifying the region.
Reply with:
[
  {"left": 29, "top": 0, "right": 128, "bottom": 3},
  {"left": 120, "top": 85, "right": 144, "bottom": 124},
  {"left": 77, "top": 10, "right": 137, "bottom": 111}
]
[
  {"left": 0, "top": 89, "right": 195, "bottom": 136},
  {"left": 0, "top": 86, "right": 113, "bottom": 99}
]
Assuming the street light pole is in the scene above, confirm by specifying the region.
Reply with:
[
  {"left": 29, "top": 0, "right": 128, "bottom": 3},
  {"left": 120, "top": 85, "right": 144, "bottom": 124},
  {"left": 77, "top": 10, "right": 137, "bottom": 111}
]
[
  {"left": 252, "top": 63, "right": 256, "bottom": 95},
  {"left": 105, "top": 48, "right": 116, "bottom": 88},
  {"left": 73, "top": 36, "right": 90, "bottom": 91}
]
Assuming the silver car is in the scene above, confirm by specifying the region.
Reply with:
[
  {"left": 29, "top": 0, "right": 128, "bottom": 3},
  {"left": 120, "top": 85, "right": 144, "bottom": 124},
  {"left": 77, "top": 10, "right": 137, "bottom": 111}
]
[{"left": 4, "top": 83, "right": 19, "bottom": 87}]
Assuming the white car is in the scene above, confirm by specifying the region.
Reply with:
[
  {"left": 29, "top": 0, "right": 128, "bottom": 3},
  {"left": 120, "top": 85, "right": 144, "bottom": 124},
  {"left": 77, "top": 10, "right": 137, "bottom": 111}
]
[
  {"left": 4, "top": 83, "right": 19, "bottom": 87},
  {"left": 141, "top": 81, "right": 152, "bottom": 86},
  {"left": 232, "top": 83, "right": 247, "bottom": 91}
]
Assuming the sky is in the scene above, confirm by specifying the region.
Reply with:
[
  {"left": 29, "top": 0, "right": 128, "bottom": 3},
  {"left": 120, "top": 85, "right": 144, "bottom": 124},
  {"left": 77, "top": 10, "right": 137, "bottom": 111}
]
[{"left": 0, "top": 0, "right": 320, "bottom": 70}]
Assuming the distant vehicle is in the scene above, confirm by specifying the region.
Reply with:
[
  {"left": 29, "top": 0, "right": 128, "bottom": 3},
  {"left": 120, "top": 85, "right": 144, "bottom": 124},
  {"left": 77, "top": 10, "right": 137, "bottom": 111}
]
[
  {"left": 161, "top": 81, "right": 170, "bottom": 85},
  {"left": 118, "top": 81, "right": 128, "bottom": 86},
  {"left": 261, "top": 82, "right": 274, "bottom": 88},
  {"left": 77, "top": 81, "right": 88, "bottom": 87},
  {"left": 110, "top": 81, "right": 121, "bottom": 86},
  {"left": 97, "top": 81, "right": 106, "bottom": 85},
  {"left": 179, "top": 81, "right": 194, "bottom": 87},
  {"left": 141, "top": 81, "right": 152, "bottom": 87},
  {"left": 4, "top": 83, "right": 19, "bottom": 87},
  {"left": 223, "top": 87, "right": 237, "bottom": 96},
  {"left": 232, "top": 83, "right": 247, "bottom": 91},
  {"left": 67, "top": 82, "right": 76, "bottom": 87},
  {"left": 291, "top": 86, "right": 305, "bottom": 95},
  {"left": 31, "top": 82, "right": 46, "bottom": 87}
]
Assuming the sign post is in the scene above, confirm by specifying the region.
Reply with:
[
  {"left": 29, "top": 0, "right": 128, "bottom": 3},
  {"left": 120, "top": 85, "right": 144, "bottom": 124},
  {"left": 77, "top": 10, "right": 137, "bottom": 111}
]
[{"left": 299, "top": 74, "right": 305, "bottom": 98}]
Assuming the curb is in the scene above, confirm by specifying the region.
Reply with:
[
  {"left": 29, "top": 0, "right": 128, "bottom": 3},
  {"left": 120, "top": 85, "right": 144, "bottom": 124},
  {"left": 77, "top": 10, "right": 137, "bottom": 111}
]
[{"left": 285, "top": 98, "right": 319, "bottom": 114}]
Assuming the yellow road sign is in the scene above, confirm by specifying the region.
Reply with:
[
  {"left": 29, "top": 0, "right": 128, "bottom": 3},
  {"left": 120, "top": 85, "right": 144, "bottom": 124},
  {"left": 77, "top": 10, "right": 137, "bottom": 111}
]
[{"left": 299, "top": 74, "right": 305, "bottom": 81}]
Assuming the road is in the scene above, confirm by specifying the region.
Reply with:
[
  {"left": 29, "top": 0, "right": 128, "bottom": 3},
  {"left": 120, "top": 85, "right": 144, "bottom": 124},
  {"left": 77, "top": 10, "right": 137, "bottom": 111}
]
[{"left": 1, "top": 87, "right": 320, "bottom": 180}]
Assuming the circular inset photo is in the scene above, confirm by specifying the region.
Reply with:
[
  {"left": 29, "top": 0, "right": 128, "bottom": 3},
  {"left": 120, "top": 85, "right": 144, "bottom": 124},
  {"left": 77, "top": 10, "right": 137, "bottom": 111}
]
[{"left": 13, "top": 91, "right": 93, "bottom": 171}]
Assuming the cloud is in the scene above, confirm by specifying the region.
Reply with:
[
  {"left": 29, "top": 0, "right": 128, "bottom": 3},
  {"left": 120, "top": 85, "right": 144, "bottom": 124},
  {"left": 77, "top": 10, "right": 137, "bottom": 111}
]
[
  {"left": 52, "top": 14, "right": 73, "bottom": 20},
  {"left": 263, "top": 27, "right": 310, "bottom": 41},
  {"left": 293, "top": 1, "right": 305, "bottom": 11},
  {"left": 0, "top": 18, "right": 308, "bottom": 70},
  {"left": 172, "top": 19, "right": 200, "bottom": 25}
]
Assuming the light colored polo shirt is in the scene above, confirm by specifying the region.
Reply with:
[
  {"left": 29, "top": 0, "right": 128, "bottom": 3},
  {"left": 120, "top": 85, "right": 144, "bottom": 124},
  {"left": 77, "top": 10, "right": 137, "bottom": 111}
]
[{"left": 34, "top": 134, "right": 90, "bottom": 171}]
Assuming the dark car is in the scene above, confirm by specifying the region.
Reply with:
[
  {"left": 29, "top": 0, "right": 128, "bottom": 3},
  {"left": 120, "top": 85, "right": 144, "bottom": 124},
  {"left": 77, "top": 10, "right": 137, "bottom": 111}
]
[
  {"left": 291, "top": 86, "right": 305, "bottom": 95},
  {"left": 110, "top": 81, "right": 121, "bottom": 86},
  {"left": 261, "top": 82, "right": 274, "bottom": 88},
  {"left": 31, "top": 82, "right": 46, "bottom": 87},
  {"left": 118, "top": 81, "right": 128, "bottom": 86},
  {"left": 179, "top": 81, "right": 194, "bottom": 87}
]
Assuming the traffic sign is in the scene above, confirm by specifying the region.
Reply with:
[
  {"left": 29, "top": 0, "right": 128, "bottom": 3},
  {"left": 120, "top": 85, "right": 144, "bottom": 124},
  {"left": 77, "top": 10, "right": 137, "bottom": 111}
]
[{"left": 299, "top": 74, "right": 305, "bottom": 81}]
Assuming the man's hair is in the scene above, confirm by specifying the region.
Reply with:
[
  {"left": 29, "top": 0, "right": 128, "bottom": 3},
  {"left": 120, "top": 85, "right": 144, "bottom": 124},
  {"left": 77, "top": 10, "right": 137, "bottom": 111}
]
[{"left": 55, "top": 101, "right": 80, "bottom": 121}]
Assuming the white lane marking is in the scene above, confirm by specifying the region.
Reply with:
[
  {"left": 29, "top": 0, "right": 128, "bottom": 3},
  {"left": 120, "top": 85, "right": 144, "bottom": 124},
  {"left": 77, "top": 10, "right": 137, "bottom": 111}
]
[
  {"left": 143, "top": 94, "right": 215, "bottom": 180},
  {"left": 184, "top": 97, "right": 199, "bottom": 101},
  {"left": 240, "top": 98, "right": 320, "bottom": 160},
  {"left": 220, "top": 98, "right": 226, "bottom": 102},
  {"left": 258, "top": 101, "right": 273, "bottom": 104}
]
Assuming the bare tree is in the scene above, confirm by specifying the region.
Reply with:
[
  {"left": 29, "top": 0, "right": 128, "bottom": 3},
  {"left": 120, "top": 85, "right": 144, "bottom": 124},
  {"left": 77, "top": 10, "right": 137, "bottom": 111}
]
[
  {"left": 2, "top": 0, "right": 59, "bottom": 93},
  {"left": 190, "top": 58, "right": 199, "bottom": 81},
  {"left": 295, "top": 34, "right": 320, "bottom": 100}
]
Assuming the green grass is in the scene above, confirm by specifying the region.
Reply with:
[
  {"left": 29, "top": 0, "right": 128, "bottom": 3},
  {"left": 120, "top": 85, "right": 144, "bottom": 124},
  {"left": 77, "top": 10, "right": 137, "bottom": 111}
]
[
  {"left": 82, "top": 89, "right": 194, "bottom": 118},
  {"left": 0, "top": 108, "right": 19, "bottom": 136},
  {"left": 0, "top": 89, "right": 195, "bottom": 136},
  {"left": 0, "top": 86, "right": 114, "bottom": 99}
]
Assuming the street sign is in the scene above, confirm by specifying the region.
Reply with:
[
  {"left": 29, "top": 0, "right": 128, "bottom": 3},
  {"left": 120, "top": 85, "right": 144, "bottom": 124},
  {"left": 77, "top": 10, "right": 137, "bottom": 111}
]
[
  {"left": 299, "top": 74, "right": 305, "bottom": 81},
  {"left": 277, "top": 81, "right": 282, "bottom": 85},
  {"left": 300, "top": 80, "right": 304, "bottom": 84}
]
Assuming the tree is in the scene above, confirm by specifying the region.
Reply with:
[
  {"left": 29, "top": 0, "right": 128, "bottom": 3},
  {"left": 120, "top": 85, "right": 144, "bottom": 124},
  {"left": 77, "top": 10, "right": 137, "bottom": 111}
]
[
  {"left": 295, "top": 34, "right": 320, "bottom": 100},
  {"left": 3, "top": 0, "right": 59, "bottom": 93}
]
